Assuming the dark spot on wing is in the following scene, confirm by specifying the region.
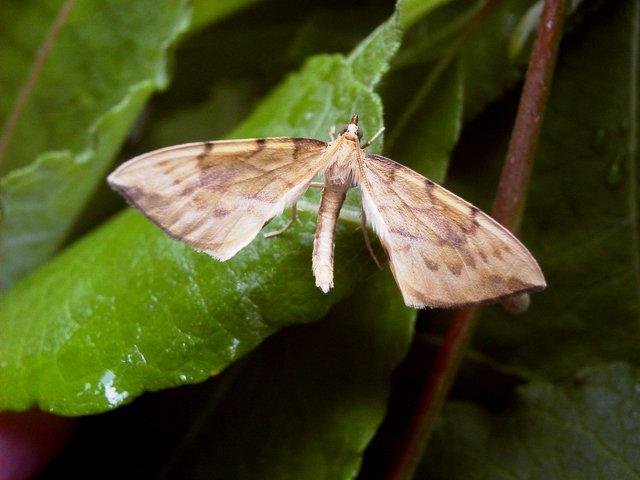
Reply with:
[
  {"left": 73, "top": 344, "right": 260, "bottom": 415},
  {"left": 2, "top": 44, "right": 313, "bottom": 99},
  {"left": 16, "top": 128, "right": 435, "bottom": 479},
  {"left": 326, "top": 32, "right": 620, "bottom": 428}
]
[
  {"left": 211, "top": 207, "right": 231, "bottom": 217},
  {"left": 390, "top": 226, "right": 421, "bottom": 240},
  {"left": 439, "top": 223, "right": 465, "bottom": 247},
  {"left": 120, "top": 186, "right": 163, "bottom": 208},
  {"left": 292, "top": 138, "right": 326, "bottom": 161},
  {"left": 247, "top": 190, "right": 277, "bottom": 203},
  {"left": 446, "top": 262, "right": 463, "bottom": 276},
  {"left": 197, "top": 141, "right": 215, "bottom": 161},
  {"left": 424, "top": 259, "right": 439, "bottom": 271},
  {"left": 461, "top": 250, "right": 476, "bottom": 269},
  {"left": 460, "top": 206, "right": 481, "bottom": 234},
  {"left": 255, "top": 138, "right": 267, "bottom": 151},
  {"left": 470, "top": 206, "right": 480, "bottom": 226}
]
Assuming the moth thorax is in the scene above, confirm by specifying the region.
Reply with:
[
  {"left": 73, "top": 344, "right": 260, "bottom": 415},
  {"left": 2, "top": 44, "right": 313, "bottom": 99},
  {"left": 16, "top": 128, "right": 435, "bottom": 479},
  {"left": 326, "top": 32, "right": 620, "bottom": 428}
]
[{"left": 324, "top": 159, "right": 355, "bottom": 186}]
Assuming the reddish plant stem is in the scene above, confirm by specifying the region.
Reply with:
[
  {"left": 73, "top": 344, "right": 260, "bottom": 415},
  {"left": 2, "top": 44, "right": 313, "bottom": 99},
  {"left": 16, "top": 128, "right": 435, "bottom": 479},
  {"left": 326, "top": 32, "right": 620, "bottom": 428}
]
[
  {"left": 492, "top": 0, "right": 565, "bottom": 230},
  {"left": 386, "top": 1, "right": 565, "bottom": 479}
]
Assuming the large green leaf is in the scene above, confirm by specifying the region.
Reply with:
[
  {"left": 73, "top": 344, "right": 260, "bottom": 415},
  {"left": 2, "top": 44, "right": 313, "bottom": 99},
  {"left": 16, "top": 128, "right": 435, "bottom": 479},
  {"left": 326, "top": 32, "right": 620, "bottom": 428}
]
[
  {"left": 37, "top": 271, "right": 415, "bottom": 479},
  {"left": 0, "top": 7, "right": 404, "bottom": 415},
  {"left": 0, "top": 0, "right": 263, "bottom": 288},
  {"left": 0, "top": 209, "right": 377, "bottom": 414},
  {"left": 0, "top": 0, "right": 192, "bottom": 287},
  {"left": 468, "top": 0, "right": 640, "bottom": 379},
  {"left": 420, "top": 363, "right": 640, "bottom": 479}
]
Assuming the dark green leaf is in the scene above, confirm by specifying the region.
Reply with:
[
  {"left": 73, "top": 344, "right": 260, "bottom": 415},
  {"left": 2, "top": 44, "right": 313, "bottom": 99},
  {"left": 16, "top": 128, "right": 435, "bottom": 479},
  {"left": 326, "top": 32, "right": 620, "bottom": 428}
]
[
  {"left": 385, "top": 61, "right": 464, "bottom": 182},
  {"left": 392, "top": 0, "right": 535, "bottom": 130},
  {"left": 420, "top": 363, "right": 640, "bottom": 479},
  {"left": 381, "top": 0, "right": 532, "bottom": 182},
  {"left": 459, "top": 0, "right": 534, "bottom": 119}
]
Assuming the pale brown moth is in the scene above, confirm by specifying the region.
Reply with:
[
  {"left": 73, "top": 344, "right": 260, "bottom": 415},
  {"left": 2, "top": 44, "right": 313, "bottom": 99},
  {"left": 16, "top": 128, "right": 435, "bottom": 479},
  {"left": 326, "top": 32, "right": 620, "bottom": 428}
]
[{"left": 108, "top": 115, "right": 546, "bottom": 308}]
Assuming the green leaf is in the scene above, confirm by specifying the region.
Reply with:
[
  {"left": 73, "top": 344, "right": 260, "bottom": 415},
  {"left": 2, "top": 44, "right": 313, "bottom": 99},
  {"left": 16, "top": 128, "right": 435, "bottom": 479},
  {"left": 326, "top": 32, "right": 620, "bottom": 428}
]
[
  {"left": 0, "top": 0, "right": 260, "bottom": 288},
  {"left": 420, "top": 363, "right": 640, "bottom": 479},
  {"left": 0, "top": 0, "right": 192, "bottom": 287},
  {"left": 0, "top": 8, "right": 403, "bottom": 415},
  {"left": 36, "top": 271, "right": 415, "bottom": 479},
  {"left": 190, "top": 0, "right": 262, "bottom": 33},
  {"left": 459, "top": 0, "right": 534, "bottom": 119},
  {"left": 468, "top": 0, "right": 640, "bottom": 379},
  {"left": 385, "top": 61, "right": 464, "bottom": 183},
  {"left": 390, "top": 0, "right": 535, "bottom": 125},
  {"left": 0, "top": 209, "right": 374, "bottom": 414},
  {"left": 399, "top": 0, "right": 457, "bottom": 29},
  {"left": 380, "top": 0, "right": 533, "bottom": 185},
  {"left": 165, "top": 271, "right": 415, "bottom": 479}
]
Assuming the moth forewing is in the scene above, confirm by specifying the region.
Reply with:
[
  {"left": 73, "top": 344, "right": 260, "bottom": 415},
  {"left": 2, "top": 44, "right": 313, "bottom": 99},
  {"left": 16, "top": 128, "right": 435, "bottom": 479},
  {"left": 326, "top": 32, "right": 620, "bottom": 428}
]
[
  {"left": 356, "top": 153, "right": 546, "bottom": 308},
  {"left": 107, "top": 137, "right": 330, "bottom": 260}
]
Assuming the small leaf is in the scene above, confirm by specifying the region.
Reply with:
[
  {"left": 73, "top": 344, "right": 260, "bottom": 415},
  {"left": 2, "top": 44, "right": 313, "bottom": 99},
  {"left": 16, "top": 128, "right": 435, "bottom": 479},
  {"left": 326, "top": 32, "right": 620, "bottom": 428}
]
[{"left": 420, "top": 363, "right": 640, "bottom": 479}]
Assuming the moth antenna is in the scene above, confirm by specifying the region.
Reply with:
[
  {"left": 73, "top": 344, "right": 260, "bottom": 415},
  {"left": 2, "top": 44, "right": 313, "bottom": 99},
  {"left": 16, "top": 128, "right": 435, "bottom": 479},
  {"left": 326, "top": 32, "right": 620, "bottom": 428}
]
[{"left": 361, "top": 127, "right": 385, "bottom": 149}]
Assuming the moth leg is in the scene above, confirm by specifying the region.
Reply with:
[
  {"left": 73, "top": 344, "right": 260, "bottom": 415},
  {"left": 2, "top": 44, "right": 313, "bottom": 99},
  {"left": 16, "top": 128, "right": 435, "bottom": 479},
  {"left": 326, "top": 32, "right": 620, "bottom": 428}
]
[
  {"left": 361, "top": 127, "right": 385, "bottom": 149},
  {"left": 308, "top": 182, "right": 324, "bottom": 188},
  {"left": 264, "top": 204, "right": 298, "bottom": 238},
  {"left": 329, "top": 125, "right": 336, "bottom": 141},
  {"left": 360, "top": 210, "right": 383, "bottom": 269}
]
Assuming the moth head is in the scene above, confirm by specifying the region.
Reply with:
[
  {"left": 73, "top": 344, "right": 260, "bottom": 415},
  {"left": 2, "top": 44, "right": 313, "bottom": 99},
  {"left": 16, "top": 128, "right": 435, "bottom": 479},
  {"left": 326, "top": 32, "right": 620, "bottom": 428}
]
[{"left": 340, "top": 114, "right": 363, "bottom": 141}]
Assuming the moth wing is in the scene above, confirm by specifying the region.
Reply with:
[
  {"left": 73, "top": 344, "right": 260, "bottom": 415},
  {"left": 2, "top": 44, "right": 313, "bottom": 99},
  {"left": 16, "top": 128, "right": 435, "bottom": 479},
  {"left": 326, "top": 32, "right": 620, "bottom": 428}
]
[
  {"left": 358, "top": 153, "right": 546, "bottom": 308},
  {"left": 108, "top": 138, "right": 330, "bottom": 260}
]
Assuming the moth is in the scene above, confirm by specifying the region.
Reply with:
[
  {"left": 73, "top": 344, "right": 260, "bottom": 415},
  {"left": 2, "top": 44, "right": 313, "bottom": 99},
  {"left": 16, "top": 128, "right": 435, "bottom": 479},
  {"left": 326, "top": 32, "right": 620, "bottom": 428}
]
[{"left": 108, "top": 115, "right": 546, "bottom": 308}]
